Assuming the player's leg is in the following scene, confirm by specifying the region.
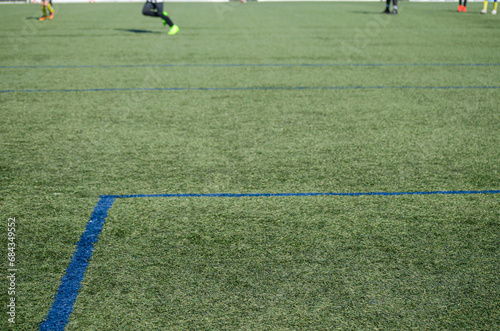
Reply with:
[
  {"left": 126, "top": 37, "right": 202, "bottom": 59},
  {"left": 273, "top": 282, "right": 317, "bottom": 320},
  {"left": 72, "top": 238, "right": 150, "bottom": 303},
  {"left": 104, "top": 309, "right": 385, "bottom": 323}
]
[
  {"left": 142, "top": 1, "right": 159, "bottom": 17},
  {"left": 481, "top": 0, "right": 488, "bottom": 13},
  {"left": 47, "top": 0, "right": 54, "bottom": 19},
  {"left": 492, "top": 0, "right": 497, "bottom": 14},
  {"left": 154, "top": 2, "right": 173, "bottom": 26},
  {"left": 382, "top": 0, "right": 391, "bottom": 13},
  {"left": 38, "top": 0, "right": 48, "bottom": 21},
  {"left": 39, "top": 0, "right": 54, "bottom": 21},
  {"left": 392, "top": 0, "right": 398, "bottom": 14},
  {"left": 155, "top": 2, "right": 179, "bottom": 35}
]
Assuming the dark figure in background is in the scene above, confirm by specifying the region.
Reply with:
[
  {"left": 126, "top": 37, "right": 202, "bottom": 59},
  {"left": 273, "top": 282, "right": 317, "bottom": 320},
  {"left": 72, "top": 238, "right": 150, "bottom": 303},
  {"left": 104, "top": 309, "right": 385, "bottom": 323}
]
[
  {"left": 142, "top": 0, "right": 179, "bottom": 35},
  {"left": 382, "top": 0, "right": 398, "bottom": 14}
]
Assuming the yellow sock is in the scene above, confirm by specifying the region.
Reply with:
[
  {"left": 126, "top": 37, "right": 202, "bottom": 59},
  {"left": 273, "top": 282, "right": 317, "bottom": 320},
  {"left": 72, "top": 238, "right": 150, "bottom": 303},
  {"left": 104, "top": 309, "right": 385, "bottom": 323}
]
[
  {"left": 42, "top": 6, "right": 47, "bottom": 16},
  {"left": 494, "top": 1, "right": 498, "bottom": 11},
  {"left": 484, "top": 0, "right": 489, "bottom": 10},
  {"left": 47, "top": 4, "right": 54, "bottom": 14}
]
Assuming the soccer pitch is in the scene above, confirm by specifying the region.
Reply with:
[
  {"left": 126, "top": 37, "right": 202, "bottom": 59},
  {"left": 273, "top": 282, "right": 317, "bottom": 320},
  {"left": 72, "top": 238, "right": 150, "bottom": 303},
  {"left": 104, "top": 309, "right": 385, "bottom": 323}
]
[{"left": 1, "top": 1, "right": 500, "bottom": 330}]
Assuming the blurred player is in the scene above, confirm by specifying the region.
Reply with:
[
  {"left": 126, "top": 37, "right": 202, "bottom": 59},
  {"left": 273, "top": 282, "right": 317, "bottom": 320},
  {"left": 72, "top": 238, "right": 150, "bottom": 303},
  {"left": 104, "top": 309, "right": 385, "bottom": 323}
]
[
  {"left": 142, "top": 0, "right": 179, "bottom": 35},
  {"left": 457, "top": 0, "right": 467, "bottom": 12},
  {"left": 382, "top": 0, "right": 398, "bottom": 14},
  {"left": 38, "top": 0, "right": 54, "bottom": 21},
  {"left": 481, "top": 0, "right": 498, "bottom": 14}
]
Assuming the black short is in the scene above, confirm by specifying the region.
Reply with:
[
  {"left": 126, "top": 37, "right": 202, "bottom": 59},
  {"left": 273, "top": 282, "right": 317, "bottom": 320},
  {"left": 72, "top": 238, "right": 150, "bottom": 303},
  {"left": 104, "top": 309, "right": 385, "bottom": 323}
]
[{"left": 142, "top": 1, "right": 164, "bottom": 16}]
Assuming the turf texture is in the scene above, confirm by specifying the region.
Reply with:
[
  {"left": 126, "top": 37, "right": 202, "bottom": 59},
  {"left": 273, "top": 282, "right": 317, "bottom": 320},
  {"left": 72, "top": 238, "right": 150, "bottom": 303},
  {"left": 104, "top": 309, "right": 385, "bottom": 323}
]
[{"left": 0, "top": 1, "right": 499, "bottom": 330}]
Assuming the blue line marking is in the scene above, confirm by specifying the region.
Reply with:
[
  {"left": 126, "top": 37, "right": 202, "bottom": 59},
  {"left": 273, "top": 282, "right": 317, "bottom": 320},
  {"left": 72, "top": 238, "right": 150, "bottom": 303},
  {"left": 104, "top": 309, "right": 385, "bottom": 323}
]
[
  {"left": 2, "top": 63, "right": 500, "bottom": 69},
  {"left": 40, "top": 189, "right": 499, "bottom": 330},
  {"left": 109, "top": 190, "right": 500, "bottom": 199},
  {"left": 39, "top": 196, "right": 115, "bottom": 331},
  {"left": 3, "top": 86, "right": 500, "bottom": 94}
]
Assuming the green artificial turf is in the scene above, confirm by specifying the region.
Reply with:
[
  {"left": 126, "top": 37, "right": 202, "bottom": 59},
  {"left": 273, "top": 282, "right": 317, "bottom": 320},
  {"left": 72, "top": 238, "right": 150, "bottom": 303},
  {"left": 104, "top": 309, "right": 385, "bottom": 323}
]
[
  {"left": 69, "top": 195, "right": 499, "bottom": 330},
  {"left": 0, "top": 1, "right": 499, "bottom": 330}
]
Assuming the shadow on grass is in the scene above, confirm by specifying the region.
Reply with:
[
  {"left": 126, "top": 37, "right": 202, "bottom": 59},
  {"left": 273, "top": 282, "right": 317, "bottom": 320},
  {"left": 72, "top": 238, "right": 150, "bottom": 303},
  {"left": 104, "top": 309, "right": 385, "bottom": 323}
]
[{"left": 115, "top": 28, "right": 161, "bottom": 34}]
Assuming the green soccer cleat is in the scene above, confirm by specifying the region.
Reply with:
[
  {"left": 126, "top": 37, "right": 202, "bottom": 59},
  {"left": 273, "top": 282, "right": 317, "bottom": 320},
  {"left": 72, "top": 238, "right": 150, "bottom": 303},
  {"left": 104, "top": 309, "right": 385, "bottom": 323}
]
[{"left": 168, "top": 25, "right": 179, "bottom": 35}]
